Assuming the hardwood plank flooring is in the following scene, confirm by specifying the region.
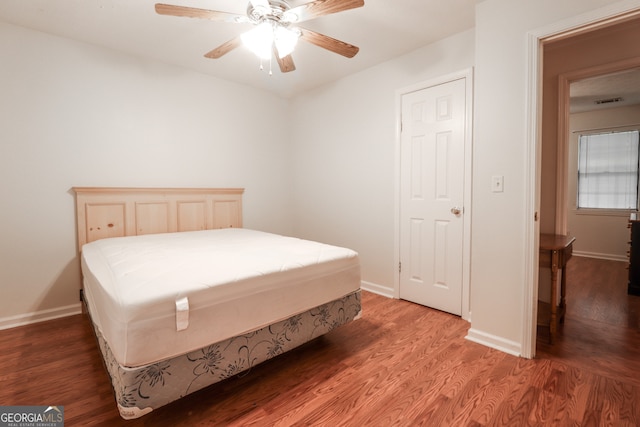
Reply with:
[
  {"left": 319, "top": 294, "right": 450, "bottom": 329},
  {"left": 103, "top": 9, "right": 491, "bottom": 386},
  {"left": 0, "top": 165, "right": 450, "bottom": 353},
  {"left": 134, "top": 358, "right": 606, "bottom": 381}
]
[
  {"left": 1, "top": 256, "right": 639, "bottom": 426},
  {"left": 536, "top": 256, "right": 640, "bottom": 389}
]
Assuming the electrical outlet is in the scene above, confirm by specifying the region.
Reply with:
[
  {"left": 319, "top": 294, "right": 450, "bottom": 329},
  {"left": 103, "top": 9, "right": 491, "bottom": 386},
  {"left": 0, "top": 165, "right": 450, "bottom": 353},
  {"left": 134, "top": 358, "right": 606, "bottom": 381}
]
[{"left": 492, "top": 175, "right": 504, "bottom": 193}]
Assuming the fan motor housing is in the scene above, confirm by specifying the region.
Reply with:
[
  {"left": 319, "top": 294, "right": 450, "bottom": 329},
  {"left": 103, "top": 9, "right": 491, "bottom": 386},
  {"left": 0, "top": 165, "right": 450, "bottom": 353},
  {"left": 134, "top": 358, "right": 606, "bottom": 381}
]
[{"left": 247, "top": 0, "right": 296, "bottom": 24}]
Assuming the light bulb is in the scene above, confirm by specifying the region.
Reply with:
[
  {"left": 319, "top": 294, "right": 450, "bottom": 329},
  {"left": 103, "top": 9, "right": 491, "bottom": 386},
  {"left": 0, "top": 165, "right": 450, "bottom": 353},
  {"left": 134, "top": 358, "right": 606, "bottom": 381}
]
[
  {"left": 241, "top": 22, "right": 274, "bottom": 60},
  {"left": 274, "top": 26, "right": 300, "bottom": 58}
]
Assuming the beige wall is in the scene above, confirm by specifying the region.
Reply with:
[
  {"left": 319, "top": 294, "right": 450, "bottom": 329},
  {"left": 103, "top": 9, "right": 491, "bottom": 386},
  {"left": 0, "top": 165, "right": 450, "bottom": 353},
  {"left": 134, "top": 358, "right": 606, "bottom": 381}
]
[
  {"left": 0, "top": 21, "right": 475, "bottom": 328},
  {"left": 567, "top": 105, "right": 640, "bottom": 260},
  {"left": 0, "top": 22, "right": 294, "bottom": 327}
]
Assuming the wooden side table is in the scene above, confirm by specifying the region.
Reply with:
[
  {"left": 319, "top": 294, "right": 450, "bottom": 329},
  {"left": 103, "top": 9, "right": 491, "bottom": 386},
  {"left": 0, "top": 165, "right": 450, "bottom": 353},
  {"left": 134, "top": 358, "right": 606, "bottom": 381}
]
[{"left": 538, "top": 233, "right": 576, "bottom": 344}]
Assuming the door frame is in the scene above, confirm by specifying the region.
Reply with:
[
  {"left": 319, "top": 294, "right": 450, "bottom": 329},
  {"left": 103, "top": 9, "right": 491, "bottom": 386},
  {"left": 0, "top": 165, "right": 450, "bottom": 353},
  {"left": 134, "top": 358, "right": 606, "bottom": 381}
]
[
  {"left": 393, "top": 68, "right": 474, "bottom": 322},
  {"left": 523, "top": 2, "right": 640, "bottom": 358}
]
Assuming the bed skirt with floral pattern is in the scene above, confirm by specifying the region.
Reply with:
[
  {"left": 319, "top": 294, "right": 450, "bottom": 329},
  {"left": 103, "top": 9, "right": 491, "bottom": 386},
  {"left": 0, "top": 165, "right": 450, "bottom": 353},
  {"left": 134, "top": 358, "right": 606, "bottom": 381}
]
[{"left": 90, "top": 290, "right": 362, "bottom": 419}]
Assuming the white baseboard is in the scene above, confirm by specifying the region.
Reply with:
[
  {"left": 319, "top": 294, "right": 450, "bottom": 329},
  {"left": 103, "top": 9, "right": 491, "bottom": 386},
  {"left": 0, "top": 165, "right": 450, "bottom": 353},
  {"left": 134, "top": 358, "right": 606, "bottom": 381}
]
[
  {"left": 465, "top": 328, "right": 522, "bottom": 357},
  {"left": 360, "top": 280, "right": 394, "bottom": 298},
  {"left": 0, "top": 303, "right": 82, "bottom": 331},
  {"left": 574, "top": 251, "right": 627, "bottom": 262}
]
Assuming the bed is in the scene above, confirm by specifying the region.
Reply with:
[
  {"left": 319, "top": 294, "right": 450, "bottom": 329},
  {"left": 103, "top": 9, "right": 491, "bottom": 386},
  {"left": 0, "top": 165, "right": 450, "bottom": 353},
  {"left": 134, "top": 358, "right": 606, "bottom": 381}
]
[{"left": 73, "top": 187, "right": 362, "bottom": 419}]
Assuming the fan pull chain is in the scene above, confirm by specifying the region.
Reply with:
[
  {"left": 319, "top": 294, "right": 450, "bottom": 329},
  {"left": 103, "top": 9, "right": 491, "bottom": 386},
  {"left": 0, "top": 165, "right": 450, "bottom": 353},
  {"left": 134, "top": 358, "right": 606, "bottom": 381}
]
[{"left": 256, "top": 56, "right": 273, "bottom": 76}]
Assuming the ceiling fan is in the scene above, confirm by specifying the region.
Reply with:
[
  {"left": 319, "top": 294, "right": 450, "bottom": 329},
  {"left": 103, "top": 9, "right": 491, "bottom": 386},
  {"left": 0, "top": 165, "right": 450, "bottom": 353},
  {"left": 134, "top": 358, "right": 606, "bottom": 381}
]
[{"left": 155, "top": 0, "right": 365, "bottom": 73}]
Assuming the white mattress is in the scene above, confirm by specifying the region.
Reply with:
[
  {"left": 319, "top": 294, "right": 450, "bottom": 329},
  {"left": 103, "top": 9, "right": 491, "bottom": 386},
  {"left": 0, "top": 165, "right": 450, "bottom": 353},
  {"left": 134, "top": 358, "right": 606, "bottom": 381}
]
[{"left": 81, "top": 228, "right": 360, "bottom": 368}]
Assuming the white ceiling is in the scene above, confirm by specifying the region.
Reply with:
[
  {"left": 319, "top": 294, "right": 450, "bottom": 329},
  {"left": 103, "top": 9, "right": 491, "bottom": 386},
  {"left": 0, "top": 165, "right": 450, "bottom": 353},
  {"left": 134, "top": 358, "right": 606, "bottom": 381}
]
[
  {"left": 570, "top": 68, "right": 640, "bottom": 113},
  {"left": 0, "top": 0, "right": 477, "bottom": 98}
]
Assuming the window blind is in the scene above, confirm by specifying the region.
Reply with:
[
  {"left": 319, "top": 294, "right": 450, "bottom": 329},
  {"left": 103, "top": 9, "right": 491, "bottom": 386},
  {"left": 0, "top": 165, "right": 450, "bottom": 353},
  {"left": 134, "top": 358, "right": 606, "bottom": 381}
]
[{"left": 577, "top": 130, "right": 640, "bottom": 210}]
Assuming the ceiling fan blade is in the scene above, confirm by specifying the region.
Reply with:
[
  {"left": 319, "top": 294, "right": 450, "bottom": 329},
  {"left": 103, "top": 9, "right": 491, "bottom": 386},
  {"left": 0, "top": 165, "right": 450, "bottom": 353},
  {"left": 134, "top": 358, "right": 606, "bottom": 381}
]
[
  {"left": 287, "top": 0, "right": 364, "bottom": 23},
  {"left": 155, "top": 4, "right": 247, "bottom": 23},
  {"left": 273, "top": 46, "right": 296, "bottom": 73},
  {"left": 204, "top": 36, "right": 243, "bottom": 59},
  {"left": 299, "top": 27, "right": 359, "bottom": 58}
]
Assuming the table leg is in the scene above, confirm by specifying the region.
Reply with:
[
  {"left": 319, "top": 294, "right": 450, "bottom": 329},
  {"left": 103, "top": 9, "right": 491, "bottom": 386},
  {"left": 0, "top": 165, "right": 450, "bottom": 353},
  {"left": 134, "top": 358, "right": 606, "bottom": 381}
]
[
  {"left": 549, "top": 250, "right": 559, "bottom": 344},
  {"left": 560, "top": 264, "right": 567, "bottom": 324}
]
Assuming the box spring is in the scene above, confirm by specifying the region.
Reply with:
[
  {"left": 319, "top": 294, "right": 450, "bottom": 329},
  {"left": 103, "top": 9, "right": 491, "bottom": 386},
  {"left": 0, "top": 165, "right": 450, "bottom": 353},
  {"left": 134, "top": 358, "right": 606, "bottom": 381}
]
[{"left": 90, "top": 291, "right": 361, "bottom": 419}]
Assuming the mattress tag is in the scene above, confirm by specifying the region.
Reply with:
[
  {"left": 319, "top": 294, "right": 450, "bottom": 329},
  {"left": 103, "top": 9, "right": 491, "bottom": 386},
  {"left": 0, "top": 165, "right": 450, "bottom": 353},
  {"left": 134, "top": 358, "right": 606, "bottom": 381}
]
[{"left": 175, "top": 297, "right": 189, "bottom": 331}]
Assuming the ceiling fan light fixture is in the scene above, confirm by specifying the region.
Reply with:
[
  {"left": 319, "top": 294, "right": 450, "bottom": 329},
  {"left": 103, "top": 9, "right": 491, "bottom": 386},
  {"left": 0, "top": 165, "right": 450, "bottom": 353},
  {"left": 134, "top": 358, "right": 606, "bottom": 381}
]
[
  {"left": 274, "top": 25, "right": 300, "bottom": 58},
  {"left": 241, "top": 21, "right": 300, "bottom": 60},
  {"left": 241, "top": 22, "right": 274, "bottom": 60},
  {"left": 155, "top": 0, "right": 364, "bottom": 73}
]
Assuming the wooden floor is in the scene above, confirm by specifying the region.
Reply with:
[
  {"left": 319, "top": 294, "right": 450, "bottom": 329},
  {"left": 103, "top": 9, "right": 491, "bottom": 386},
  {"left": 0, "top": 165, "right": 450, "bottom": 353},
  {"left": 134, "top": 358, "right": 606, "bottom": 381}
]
[
  {"left": 536, "top": 256, "right": 640, "bottom": 389},
  {"left": 2, "top": 257, "right": 640, "bottom": 426}
]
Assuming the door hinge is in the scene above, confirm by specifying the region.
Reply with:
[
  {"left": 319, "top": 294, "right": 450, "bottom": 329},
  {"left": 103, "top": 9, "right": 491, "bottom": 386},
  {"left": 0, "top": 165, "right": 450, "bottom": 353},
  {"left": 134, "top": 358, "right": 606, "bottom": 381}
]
[{"left": 399, "top": 261, "right": 402, "bottom": 273}]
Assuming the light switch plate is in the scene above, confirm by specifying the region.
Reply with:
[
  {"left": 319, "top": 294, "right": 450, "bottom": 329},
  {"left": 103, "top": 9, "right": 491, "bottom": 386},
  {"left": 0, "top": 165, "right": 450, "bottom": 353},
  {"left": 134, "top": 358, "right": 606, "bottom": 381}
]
[{"left": 492, "top": 175, "right": 504, "bottom": 193}]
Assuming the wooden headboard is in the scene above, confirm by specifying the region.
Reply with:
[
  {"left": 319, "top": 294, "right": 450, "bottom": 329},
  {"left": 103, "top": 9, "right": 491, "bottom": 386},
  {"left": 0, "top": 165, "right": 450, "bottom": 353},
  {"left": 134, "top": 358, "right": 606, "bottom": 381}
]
[{"left": 73, "top": 187, "right": 244, "bottom": 248}]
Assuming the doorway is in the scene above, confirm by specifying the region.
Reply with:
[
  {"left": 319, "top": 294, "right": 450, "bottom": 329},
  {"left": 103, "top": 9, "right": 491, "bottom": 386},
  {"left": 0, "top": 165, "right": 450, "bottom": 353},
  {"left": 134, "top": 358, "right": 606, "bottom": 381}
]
[{"left": 533, "top": 12, "right": 640, "bottom": 356}]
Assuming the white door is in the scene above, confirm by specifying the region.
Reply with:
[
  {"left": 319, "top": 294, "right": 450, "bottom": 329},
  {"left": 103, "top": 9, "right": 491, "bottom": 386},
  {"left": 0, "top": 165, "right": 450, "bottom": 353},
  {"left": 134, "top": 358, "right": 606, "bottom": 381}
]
[{"left": 399, "top": 78, "right": 467, "bottom": 316}]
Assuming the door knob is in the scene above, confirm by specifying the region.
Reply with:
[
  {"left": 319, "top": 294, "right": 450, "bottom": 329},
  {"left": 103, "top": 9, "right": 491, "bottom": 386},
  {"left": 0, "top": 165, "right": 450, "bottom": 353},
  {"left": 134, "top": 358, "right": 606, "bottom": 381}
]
[{"left": 451, "top": 207, "right": 462, "bottom": 215}]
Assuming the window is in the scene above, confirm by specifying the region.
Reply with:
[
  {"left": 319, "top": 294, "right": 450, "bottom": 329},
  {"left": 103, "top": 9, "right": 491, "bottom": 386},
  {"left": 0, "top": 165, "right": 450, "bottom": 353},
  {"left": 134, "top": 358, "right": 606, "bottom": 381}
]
[{"left": 577, "top": 130, "right": 640, "bottom": 210}]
